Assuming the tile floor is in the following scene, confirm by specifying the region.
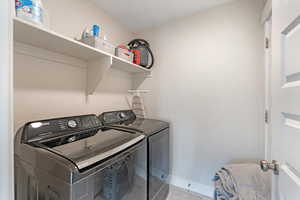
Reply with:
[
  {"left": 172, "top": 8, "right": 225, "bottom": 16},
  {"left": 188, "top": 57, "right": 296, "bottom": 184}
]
[{"left": 167, "top": 186, "right": 212, "bottom": 200}]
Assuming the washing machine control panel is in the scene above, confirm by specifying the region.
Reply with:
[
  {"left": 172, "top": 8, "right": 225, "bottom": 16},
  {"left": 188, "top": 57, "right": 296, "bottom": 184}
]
[{"left": 25, "top": 115, "right": 101, "bottom": 143}]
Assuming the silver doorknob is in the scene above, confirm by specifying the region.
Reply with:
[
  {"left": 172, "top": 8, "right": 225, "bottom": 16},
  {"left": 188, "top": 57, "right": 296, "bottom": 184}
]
[{"left": 260, "top": 160, "right": 279, "bottom": 175}]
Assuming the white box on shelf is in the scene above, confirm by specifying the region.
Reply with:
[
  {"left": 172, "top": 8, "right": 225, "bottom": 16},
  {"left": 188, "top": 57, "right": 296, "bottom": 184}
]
[{"left": 80, "top": 36, "right": 115, "bottom": 55}]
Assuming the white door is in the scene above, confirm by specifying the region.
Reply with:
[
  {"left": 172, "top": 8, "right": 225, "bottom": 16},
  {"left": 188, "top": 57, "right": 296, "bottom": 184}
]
[
  {"left": 271, "top": 0, "right": 300, "bottom": 199},
  {"left": 0, "top": 0, "right": 14, "bottom": 200}
]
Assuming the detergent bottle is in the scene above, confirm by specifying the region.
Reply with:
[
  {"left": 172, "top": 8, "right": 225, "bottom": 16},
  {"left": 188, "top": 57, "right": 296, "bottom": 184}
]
[{"left": 15, "top": 0, "right": 44, "bottom": 25}]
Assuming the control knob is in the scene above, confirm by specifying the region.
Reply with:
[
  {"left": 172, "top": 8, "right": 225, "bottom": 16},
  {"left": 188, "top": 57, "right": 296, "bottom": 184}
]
[
  {"left": 67, "top": 120, "right": 78, "bottom": 128},
  {"left": 119, "top": 112, "right": 126, "bottom": 119}
]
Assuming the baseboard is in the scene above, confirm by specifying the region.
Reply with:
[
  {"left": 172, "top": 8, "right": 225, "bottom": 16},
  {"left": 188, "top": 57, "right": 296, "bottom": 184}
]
[{"left": 169, "top": 175, "right": 214, "bottom": 198}]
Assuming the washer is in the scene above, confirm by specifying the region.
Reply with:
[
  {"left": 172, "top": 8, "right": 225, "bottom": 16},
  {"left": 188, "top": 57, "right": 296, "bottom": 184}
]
[
  {"left": 99, "top": 110, "right": 170, "bottom": 200},
  {"left": 14, "top": 114, "right": 147, "bottom": 200}
]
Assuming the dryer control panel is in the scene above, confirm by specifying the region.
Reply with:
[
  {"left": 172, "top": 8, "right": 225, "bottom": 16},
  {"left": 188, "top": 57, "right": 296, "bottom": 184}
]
[{"left": 99, "top": 110, "right": 136, "bottom": 125}]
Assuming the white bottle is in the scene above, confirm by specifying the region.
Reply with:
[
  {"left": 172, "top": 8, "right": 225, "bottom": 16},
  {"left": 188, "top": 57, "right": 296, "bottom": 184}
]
[{"left": 16, "top": 0, "right": 44, "bottom": 25}]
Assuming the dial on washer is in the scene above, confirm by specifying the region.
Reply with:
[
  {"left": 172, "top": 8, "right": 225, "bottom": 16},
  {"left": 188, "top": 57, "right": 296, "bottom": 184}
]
[
  {"left": 119, "top": 112, "right": 126, "bottom": 119},
  {"left": 67, "top": 120, "right": 77, "bottom": 128}
]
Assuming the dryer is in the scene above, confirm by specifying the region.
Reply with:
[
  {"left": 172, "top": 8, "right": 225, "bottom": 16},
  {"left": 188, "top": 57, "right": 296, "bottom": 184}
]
[{"left": 99, "top": 110, "right": 170, "bottom": 200}]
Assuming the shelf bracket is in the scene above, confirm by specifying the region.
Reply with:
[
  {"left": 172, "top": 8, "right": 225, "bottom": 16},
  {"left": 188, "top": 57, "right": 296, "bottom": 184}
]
[
  {"left": 132, "top": 71, "right": 152, "bottom": 89},
  {"left": 87, "top": 56, "right": 112, "bottom": 95}
]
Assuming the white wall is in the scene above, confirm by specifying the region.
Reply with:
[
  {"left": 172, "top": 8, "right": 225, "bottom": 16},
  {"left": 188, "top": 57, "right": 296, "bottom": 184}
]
[
  {"left": 14, "top": 0, "right": 135, "bottom": 129},
  {"left": 137, "top": 0, "right": 265, "bottom": 196},
  {"left": 43, "top": 0, "right": 133, "bottom": 45},
  {"left": 0, "top": 0, "right": 13, "bottom": 199}
]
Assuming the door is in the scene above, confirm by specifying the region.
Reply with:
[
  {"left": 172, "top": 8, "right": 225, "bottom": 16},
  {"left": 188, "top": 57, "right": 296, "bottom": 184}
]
[
  {"left": 271, "top": 0, "right": 300, "bottom": 199},
  {"left": 0, "top": 0, "right": 14, "bottom": 200}
]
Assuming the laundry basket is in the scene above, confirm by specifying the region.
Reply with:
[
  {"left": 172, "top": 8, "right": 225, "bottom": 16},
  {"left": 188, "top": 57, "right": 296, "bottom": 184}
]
[{"left": 213, "top": 163, "right": 271, "bottom": 200}]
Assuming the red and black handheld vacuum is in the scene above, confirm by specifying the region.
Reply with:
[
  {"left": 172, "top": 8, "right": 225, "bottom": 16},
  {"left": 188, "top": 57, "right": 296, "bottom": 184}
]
[{"left": 128, "top": 39, "right": 154, "bottom": 69}]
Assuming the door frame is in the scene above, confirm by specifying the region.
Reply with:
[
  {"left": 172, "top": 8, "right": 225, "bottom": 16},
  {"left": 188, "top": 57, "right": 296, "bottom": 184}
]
[
  {"left": 264, "top": 19, "right": 272, "bottom": 160},
  {"left": 0, "top": 0, "right": 14, "bottom": 199},
  {"left": 262, "top": 0, "right": 272, "bottom": 160}
]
